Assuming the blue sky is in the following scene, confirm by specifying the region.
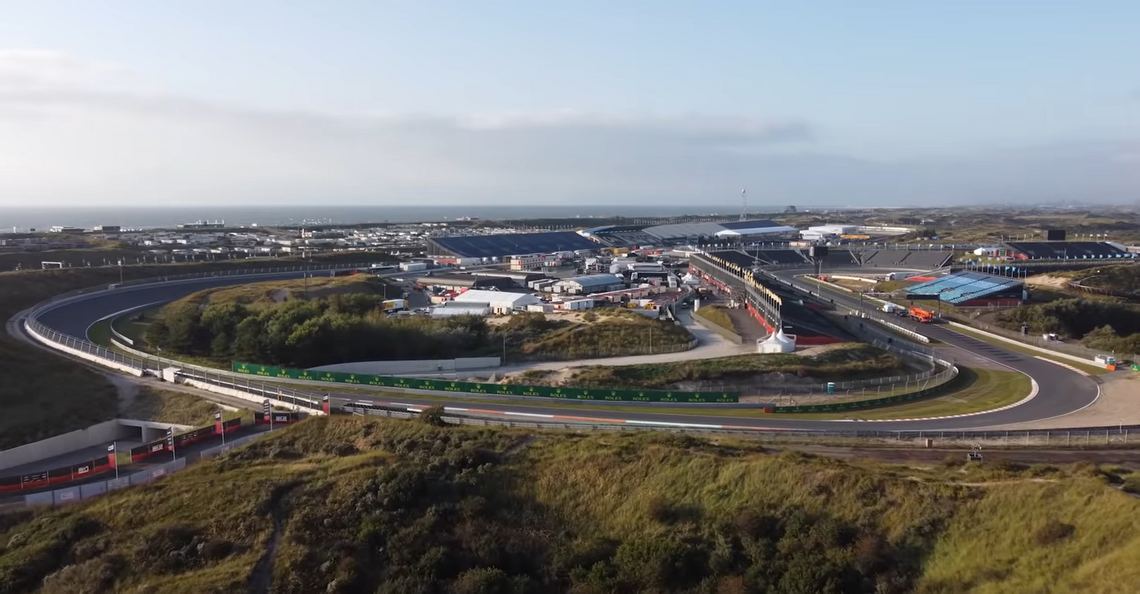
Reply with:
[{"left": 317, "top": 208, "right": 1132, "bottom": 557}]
[{"left": 0, "top": 1, "right": 1137, "bottom": 207}]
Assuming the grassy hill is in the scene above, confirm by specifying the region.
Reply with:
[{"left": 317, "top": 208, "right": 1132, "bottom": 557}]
[{"left": 2, "top": 416, "right": 1139, "bottom": 593}]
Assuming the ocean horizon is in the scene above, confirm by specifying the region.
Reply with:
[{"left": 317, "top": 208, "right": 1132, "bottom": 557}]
[{"left": 0, "top": 204, "right": 864, "bottom": 233}]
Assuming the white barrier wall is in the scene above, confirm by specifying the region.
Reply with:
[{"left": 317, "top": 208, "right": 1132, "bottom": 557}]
[
  {"left": 179, "top": 379, "right": 325, "bottom": 415},
  {"left": 310, "top": 357, "right": 501, "bottom": 375},
  {"left": 25, "top": 322, "right": 146, "bottom": 377},
  {"left": 0, "top": 419, "right": 131, "bottom": 471}
]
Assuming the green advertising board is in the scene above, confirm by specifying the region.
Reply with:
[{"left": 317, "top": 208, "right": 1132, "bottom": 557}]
[{"left": 231, "top": 362, "right": 739, "bottom": 403}]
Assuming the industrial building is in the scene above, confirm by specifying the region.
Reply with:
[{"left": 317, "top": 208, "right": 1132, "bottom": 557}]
[
  {"left": 426, "top": 231, "right": 596, "bottom": 260},
  {"left": 415, "top": 274, "right": 516, "bottom": 291},
  {"left": 452, "top": 290, "right": 544, "bottom": 314},
  {"left": 550, "top": 274, "right": 627, "bottom": 295},
  {"left": 430, "top": 301, "right": 492, "bottom": 318}
]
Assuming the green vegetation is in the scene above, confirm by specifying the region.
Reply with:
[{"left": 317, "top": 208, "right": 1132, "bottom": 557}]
[
  {"left": 120, "top": 387, "right": 252, "bottom": 426},
  {"left": 1071, "top": 264, "right": 1140, "bottom": 297},
  {"left": 693, "top": 305, "right": 737, "bottom": 333},
  {"left": 946, "top": 325, "right": 1109, "bottom": 375},
  {"left": 561, "top": 344, "right": 903, "bottom": 390},
  {"left": 992, "top": 298, "right": 1140, "bottom": 356},
  {"left": 3, "top": 417, "right": 1140, "bottom": 593},
  {"left": 0, "top": 254, "right": 394, "bottom": 450},
  {"left": 795, "top": 367, "right": 1030, "bottom": 421},
  {"left": 146, "top": 289, "right": 694, "bottom": 368}
]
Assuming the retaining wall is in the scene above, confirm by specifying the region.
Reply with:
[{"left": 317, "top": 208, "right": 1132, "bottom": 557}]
[
  {"left": 0, "top": 419, "right": 130, "bottom": 471},
  {"left": 26, "top": 322, "right": 146, "bottom": 376},
  {"left": 179, "top": 378, "right": 325, "bottom": 414}
]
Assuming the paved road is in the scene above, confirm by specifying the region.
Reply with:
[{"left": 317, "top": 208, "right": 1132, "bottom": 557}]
[{"left": 28, "top": 267, "right": 1099, "bottom": 431}]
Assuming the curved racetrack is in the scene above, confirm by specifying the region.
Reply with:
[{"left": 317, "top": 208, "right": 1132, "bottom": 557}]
[{"left": 33, "top": 270, "right": 1099, "bottom": 432}]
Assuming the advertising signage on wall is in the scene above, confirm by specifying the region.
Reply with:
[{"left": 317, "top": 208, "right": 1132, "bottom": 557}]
[{"left": 231, "top": 362, "right": 739, "bottom": 403}]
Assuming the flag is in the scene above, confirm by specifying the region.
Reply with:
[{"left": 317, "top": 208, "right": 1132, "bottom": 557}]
[{"left": 107, "top": 443, "right": 115, "bottom": 453}]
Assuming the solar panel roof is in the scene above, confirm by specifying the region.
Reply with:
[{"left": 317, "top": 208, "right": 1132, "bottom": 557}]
[{"left": 430, "top": 232, "right": 597, "bottom": 259}]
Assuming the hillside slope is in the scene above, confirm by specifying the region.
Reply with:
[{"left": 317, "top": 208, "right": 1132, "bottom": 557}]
[{"left": 1, "top": 417, "right": 1138, "bottom": 593}]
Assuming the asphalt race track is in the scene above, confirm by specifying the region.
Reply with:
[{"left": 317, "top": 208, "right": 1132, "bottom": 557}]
[{"left": 32, "top": 269, "right": 1099, "bottom": 432}]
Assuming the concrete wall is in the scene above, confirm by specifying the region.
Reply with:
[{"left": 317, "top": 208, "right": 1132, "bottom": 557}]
[
  {"left": 179, "top": 379, "right": 326, "bottom": 414},
  {"left": 26, "top": 322, "right": 145, "bottom": 377},
  {"left": 310, "top": 358, "right": 501, "bottom": 375},
  {"left": 0, "top": 419, "right": 132, "bottom": 471}
]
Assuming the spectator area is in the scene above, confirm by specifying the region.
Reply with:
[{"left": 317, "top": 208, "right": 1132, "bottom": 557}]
[
  {"left": 428, "top": 232, "right": 597, "bottom": 259},
  {"left": 905, "top": 271, "right": 1023, "bottom": 305},
  {"left": 1006, "top": 241, "right": 1133, "bottom": 260},
  {"left": 744, "top": 249, "right": 811, "bottom": 265},
  {"left": 859, "top": 250, "right": 953, "bottom": 269}
]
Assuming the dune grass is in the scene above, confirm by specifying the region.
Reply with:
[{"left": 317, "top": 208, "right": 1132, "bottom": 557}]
[
  {"left": 3, "top": 416, "right": 1139, "bottom": 592},
  {"left": 693, "top": 304, "right": 737, "bottom": 333},
  {"left": 120, "top": 387, "right": 254, "bottom": 426}
]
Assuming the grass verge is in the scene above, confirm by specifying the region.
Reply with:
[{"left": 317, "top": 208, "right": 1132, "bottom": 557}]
[
  {"left": 121, "top": 387, "right": 253, "bottom": 426},
  {"left": 692, "top": 305, "right": 737, "bottom": 333},
  {"left": 947, "top": 325, "right": 1109, "bottom": 375}
]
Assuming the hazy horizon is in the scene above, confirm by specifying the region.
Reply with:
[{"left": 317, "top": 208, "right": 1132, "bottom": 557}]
[{"left": 2, "top": 2, "right": 1138, "bottom": 208}]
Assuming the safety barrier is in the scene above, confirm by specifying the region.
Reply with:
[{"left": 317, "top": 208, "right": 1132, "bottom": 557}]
[{"left": 232, "top": 361, "right": 740, "bottom": 403}]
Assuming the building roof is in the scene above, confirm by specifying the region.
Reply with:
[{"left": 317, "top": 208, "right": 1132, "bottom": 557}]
[
  {"left": 560, "top": 274, "right": 625, "bottom": 289},
  {"left": 643, "top": 219, "right": 789, "bottom": 241},
  {"left": 720, "top": 219, "right": 780, "bottom": 231},
  {"left": 906, "top": 272, "right": 1023, "bottom": 305},
  {"left": 429, "top": 231, "right": 597, "bottom": 259},
  {"left": 453, "top": 290, "right": 543, "bottom": 307},
  {"left": 714, "top": 225, "right": 797, "bottom": 237}
]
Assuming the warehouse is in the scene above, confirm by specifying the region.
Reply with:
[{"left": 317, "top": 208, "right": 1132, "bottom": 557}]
[
  {"left": 415, "top": 274, "right": 515, "bottom": 291},
  {"left": 551, "top": 274, "right": 626, "bottom": 295},
  {"left": 452, "top": 289, "right": 544, "bottom": 314}
]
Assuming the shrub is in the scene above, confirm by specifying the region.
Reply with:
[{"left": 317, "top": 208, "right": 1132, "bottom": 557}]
[
  {"left": 1034, "top": 520, "right": 1076, "bottom": 546},
  {"left": 419, "top": 406, "right": 449, "bottom": 427}
]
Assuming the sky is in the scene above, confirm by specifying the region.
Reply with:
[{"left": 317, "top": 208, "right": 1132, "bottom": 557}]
[{"left": 0, "top": 1, "right": 1137, "bottom": 208}]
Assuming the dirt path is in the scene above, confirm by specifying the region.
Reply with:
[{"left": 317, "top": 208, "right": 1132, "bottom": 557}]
[
  {"left": 248, "top": 482, "right": 302, "bottom": 594},
  {"left": 105, "top": 373, "right": 141, "bottom": 413}
]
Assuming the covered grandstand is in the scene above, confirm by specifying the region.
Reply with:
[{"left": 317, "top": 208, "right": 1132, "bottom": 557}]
[
  {"left": 427, "top": 231, "right": 597, "bottom": 259},
  {"left": 858, "top": 249, "right": 953, "bottom": 269},
  {"left": 581, "top": 219, "right": 795, "bottom": 247},
  {"left": 1006, "top": 241, "right": 1134, "bottom": 260},
  {"left": 905, "top": 272, "right": 1024, "bottom": 307}
]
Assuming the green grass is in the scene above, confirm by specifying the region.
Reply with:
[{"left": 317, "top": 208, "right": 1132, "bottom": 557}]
[
  {"left": 812, "top": 367, "right": 1029, "bottom": 420},
  {"left": 120, "top": 387, "right": 253, "bottom": 426},
  {"left": 3, "top": 416, "right": 1140, "bottom": 593},
  {"left": 560, "top": 343, "right": 904, "bottom": 390},
  {"left": 693, "top": 305, "right": 737, "bottom": 333},
  {"left": 947, "top": 325, "right": 1110, "bottom": 375}
]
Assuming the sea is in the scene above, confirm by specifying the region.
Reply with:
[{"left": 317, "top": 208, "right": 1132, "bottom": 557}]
[{"left": 0, "top": 204, "right": 822, "bottom": 232}]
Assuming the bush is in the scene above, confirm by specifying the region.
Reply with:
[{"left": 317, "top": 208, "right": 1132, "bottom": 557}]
[
  {"left": 419, "top": 406, "right": 449, "bottom": 427},
  {"left": 1034, "top": 520, "right": 1076, "bottom": 546}
]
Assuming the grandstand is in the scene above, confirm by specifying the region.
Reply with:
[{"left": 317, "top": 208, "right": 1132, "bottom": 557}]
[
  {"left": 745, "top": 249, "right": 810, "bottom": 266},
  {"left": 707, "top": 250, "right": 764, "bottom": 270},
  {"left": 427, "top": 231, "right": 597, "bottom": 260},
  {"left": 859, "top": 249, "right": 953, "bottom": 269},
  {"left": 1006, "top": 241, "right": 1134, "bottom": 260},
  {"left": 641, "top": 219, "right": 795, "bottom": 243},
  {"left": 808, "top": 249, "right": 858, "bottom": 267},
  {"left": 905, "top": 272, "right": 1023, "bottom": 306},
  {"left": 577, "top": 225, "right": 659, "bottom": 248}
]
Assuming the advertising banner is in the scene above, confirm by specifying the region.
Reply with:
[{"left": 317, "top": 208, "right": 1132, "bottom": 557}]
[{"left": 232, "top": 362, "right": 740, "bottom": 403}]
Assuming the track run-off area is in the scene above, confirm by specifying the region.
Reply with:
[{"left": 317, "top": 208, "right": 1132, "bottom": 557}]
[{"left": 25, "top": 267, "right": 1100, "bottom": 433}]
